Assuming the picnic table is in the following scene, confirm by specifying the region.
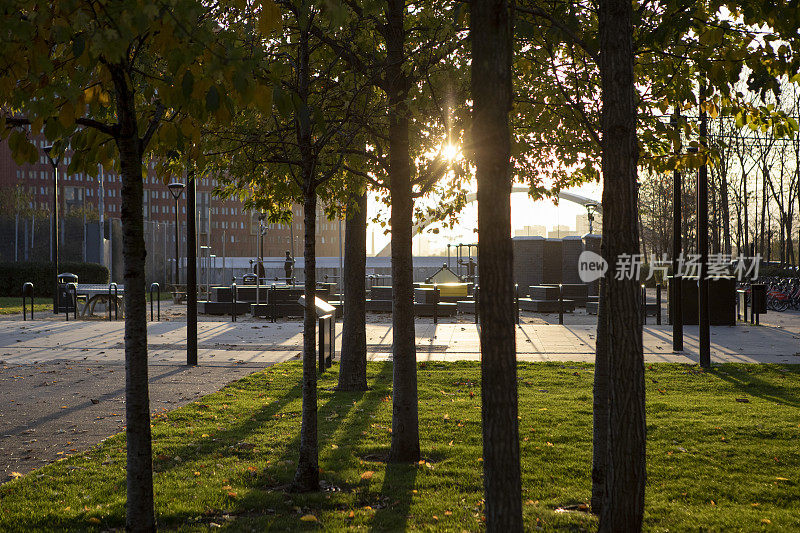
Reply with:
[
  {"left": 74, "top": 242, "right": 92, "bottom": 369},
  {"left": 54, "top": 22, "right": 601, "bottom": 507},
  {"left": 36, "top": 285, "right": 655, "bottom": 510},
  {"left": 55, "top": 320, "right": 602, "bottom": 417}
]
[{"left": 75, "top": 284, "right": 125, "bottom": 317}]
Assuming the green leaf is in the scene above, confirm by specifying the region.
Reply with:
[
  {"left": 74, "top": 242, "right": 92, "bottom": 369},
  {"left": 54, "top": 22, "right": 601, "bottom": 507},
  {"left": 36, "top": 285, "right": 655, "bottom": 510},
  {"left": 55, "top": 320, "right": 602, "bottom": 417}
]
[
  {"left": 206, "top": 85, "right": 220, "bottom": 112},
  {"left": 182, "top": 71, "right": 194, "bottom": 99},
  {"left": 72, "top": 34, "right": 85, "bottom": 58},
  {"left": 273, "top": 86, "right": 292, "bottom": 117}
]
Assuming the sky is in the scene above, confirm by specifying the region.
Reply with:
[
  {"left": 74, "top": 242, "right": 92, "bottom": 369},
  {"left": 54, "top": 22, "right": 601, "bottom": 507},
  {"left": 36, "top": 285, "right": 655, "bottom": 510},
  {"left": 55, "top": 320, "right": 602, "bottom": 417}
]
[{"left": 366, "top": 180, "right": 603, "bottom": 256}]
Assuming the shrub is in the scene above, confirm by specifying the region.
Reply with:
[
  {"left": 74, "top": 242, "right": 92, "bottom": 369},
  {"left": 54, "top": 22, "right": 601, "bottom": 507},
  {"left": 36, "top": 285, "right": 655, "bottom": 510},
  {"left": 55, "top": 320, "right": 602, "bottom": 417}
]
[{"left": 0, "top": 262, "right": 109, "bottom": 297}]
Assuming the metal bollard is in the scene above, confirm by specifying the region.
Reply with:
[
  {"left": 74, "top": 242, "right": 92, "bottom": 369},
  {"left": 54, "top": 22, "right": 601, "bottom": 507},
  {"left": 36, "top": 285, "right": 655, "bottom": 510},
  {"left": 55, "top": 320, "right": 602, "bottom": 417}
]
[
  {"left": 149, "top": 283, "right": 160, "bottom": 321},
  {"left": 515, "top": 283, "right": 520, "bottom": 325},
  {"left": 22, "top": 282, "right": 34, "bottom": 321},
  {"left": 433, "top": 284, "right": 438, "bottom": 324},
  {"left": 656, "top": 283, "right": 662, "bottom": 325},
  {"left": 230, "top": 282, "right": 238, "bottom": 322},
  {"left": 558, "top": 284, "right": 564, "bottom": 325}
]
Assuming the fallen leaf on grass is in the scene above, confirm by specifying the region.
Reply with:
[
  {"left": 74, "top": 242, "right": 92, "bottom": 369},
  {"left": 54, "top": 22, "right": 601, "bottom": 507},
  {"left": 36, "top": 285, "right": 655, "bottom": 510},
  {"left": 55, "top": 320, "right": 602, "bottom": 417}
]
[
  {"left": 300, "top": 514, "right": 317, "bottom": 522},
  {"left": 361, "top": 471, "right": 374, "bottom": 480},
  {"left": 762, "top": 519, "right": 772, "bottom": 524},
  {"left": 9, "top": 472, "right": 23, "bottom": 479},
  {"left": 87, "top": 517, "right": 100, "bottom": 524}
]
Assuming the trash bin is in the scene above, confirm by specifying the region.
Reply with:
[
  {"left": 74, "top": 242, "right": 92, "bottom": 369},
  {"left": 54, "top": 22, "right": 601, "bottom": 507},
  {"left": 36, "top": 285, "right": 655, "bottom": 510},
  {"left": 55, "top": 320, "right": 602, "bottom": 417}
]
[
  {"left": 57, "top": 273, "right": 78, "bottom": 314},
  {"left": 750, "top": 283, "right": 767, "bottom": 315}
]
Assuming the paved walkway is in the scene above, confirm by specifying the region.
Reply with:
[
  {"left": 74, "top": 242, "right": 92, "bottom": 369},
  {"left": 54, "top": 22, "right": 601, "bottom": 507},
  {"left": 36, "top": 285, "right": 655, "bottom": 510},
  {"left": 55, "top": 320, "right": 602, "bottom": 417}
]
[
  {"left": 2, "top": 317, "right": 799, "bottom": 365},
  {"left": 1, "top": 315, "right": 798, "bottom": 481}
]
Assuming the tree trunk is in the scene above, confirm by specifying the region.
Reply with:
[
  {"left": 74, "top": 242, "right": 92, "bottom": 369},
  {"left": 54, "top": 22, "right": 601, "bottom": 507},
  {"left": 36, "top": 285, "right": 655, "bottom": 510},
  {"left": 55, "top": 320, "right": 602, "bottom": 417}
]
[
  {"left": 470, "top": 0, "right": 522, "bottom": 530},
  {"left": 591, "top": 277, "right": 608, "bottom": 514},
  {"left": 338, "top": 190, "right": 368, "bottom": 391},
  {"left": 598, "top": 0, "right": 646, "bottom": 529},
  {"left": 719, "top": 154, "right": 731, "bottom": 255},
  {"left": 291, "top": 189, "right": 320, "bottom": 492},
  {"left": 386, "top": 0, "right": 420, "bottom": 464},
  {"left": 291, "top": 24, "right": 320, "bottom": 492},
  {"left": 112, "top": 69, "right": 155, "bottom": 532}
]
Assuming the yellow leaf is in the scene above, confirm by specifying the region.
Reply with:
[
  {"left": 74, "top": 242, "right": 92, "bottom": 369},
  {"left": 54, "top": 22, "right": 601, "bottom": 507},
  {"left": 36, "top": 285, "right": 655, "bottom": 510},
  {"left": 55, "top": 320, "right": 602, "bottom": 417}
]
[
  {"left": 257, "top": 0, "right": 281, "bottom": 36},
  {"left": 194, "top": 471, "right": 201, "bottom": 476},
  {"left": 762, "top": 519, "right": 772, "bottom": 524},
  {"left": 299, "top": 514, "right": 317, "bottom": 522},
  {"left": 58, "top": 101, "right": 75, "bottom": 128},
  {"left": 775, "top": 477, "right": 789, "bottom": 481},
  {"left": 9, "top": 472, "right": 23, "bottom": 479},
  {"left": 253, "top": 86, "right": 272, "bottom": 114},
  {"left": 360, "top": 470, "right": 374, "bottom": 480},
  {"left": 88, "top": 517, "right": 100, "bottom": 524}
]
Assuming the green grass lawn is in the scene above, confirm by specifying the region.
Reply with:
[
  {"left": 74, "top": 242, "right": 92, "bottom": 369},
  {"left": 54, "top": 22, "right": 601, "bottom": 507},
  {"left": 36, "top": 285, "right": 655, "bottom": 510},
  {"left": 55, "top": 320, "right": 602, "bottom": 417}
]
[
  {"left": 1, "top": 362, "right": 798, "bottom": 531},
  {"left": 0, "top": 296, "right": 51, "bottom": 315}
]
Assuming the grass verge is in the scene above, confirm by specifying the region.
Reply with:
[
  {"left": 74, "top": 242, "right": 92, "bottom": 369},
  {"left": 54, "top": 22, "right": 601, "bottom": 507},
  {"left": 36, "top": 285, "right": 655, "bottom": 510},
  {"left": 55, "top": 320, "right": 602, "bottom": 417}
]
[
  {"left": 0, "top": 296, "right": 51, "bottom": 315},
  {"left": 0, "top": 362, "right": 798, "bottom": 531}
]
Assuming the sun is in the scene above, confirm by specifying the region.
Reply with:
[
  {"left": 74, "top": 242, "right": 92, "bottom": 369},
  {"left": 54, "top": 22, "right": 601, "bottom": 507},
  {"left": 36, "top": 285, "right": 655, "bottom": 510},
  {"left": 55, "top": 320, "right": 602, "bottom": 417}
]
[{"left": 441, "top": 143, "right": 460, "bottom": 162}]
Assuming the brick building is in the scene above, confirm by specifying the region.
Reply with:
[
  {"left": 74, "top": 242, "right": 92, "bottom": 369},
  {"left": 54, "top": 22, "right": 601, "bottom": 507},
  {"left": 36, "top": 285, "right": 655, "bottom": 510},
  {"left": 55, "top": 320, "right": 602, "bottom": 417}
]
[{"left": 0, "top": 134, "right": 343, "bottom": 264}]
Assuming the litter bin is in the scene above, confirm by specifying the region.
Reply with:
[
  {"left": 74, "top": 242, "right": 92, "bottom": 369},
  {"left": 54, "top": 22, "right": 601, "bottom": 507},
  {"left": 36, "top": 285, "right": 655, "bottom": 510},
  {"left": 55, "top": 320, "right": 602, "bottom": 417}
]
[{"left": 57, "top": 273, "right": 78, "bottom": 314}]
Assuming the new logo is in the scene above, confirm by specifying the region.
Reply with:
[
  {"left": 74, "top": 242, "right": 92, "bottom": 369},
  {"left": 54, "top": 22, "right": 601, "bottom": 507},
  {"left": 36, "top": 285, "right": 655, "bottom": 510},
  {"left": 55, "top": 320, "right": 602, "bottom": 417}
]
[{"left": 578, "top": 251, "right": 608, "bottom": 283}]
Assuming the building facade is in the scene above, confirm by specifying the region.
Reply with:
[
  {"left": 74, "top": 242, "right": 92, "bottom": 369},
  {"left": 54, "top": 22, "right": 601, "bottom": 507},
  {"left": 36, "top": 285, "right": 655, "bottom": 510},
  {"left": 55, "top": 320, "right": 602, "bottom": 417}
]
[{"left": 0, "top": 135, "right": 343, "bottom": 265}]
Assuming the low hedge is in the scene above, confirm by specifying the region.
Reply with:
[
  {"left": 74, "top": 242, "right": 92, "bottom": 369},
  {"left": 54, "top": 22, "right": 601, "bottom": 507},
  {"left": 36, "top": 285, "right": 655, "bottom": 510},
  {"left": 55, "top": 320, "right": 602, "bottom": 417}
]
[{"left": 0, "top": 262, "right": 109, "bottom": 298}]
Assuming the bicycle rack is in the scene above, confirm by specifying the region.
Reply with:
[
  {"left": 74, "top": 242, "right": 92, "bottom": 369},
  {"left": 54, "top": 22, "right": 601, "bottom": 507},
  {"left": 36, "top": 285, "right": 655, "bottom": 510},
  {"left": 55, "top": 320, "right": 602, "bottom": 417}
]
[
  {"left": 230, "top": 282, "right": 238, "bottom": 322},
  {"left": 108, "top": 283, "right": 119, "bottom": 321},
  {"left": 65, "top": 284, "right": 77, "bottom": 321},
  {"left": 149, "top": 283, "right": 161, "bottom": 321},
  {"left": 22, "top": 282, "right": 34, "bottom": 321}
]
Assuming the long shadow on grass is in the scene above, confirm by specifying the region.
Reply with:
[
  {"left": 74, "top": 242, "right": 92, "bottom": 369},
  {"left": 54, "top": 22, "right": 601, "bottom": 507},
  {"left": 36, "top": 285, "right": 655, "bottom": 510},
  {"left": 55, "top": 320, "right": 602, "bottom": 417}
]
[
  {"left": 217, "top": 362, "right": 394, "bottom": 527},
  {"left": 709, "top": 365, "right": 800, "bottom": 408},
  {"left": 370, "top": 462, "right": 417, "bottom": 531}
]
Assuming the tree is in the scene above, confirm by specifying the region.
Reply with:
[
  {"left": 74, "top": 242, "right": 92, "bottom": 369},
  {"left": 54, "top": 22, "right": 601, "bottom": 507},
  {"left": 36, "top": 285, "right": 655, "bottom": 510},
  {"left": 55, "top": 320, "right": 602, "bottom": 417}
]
[
  {"left": 338, "top": 187, "right": 369, "bottom": 391},
  {"left": 209, "top": 0, "right": 372, "bottom": 491},
  {"left": 597, "top": 0, "right": 644, "bottom": 528},
  {"left": 312, "top": 0, "right": 469, "bottom": 462},
  {"left": 470, "top": 0, "right": 522, "bottom": 529},
  {"left": 0, "top": 1, "right": 273, "bottom": 527}
]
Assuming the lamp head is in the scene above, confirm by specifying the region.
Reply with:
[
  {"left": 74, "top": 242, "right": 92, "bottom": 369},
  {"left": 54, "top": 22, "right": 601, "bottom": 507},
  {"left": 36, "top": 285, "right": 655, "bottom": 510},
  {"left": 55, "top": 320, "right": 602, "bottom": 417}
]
[{"left": 167, "top": 181, "right": 185, "bottom": 200}]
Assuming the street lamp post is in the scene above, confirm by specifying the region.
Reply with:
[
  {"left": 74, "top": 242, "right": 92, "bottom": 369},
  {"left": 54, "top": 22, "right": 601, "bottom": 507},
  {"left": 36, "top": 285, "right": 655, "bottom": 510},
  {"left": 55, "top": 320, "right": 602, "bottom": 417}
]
[
  {"left": 43, "top": 146, "right": 61, "bottom": 313},
  {"left": 167, "top": 181, "right": 185, "bottom": 286},
  {"left": 585, "top": 203, "right": 598, "bottom": 234}
]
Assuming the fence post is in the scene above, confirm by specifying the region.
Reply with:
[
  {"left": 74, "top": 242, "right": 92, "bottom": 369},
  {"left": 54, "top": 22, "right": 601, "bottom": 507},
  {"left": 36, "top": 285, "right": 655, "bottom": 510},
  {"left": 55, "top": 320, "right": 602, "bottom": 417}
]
[
  {"left": 558, "top": 284, "right": 564, "bottom": 325},
  {"left": 515, "top": 283, "right": 520, "bottom": 325}
]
